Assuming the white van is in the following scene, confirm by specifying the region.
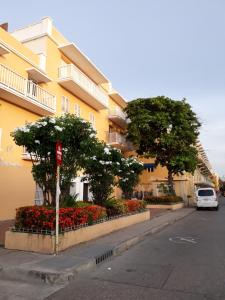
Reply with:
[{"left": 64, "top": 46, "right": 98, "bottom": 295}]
[{"left": 196, "top": 188, "right": 219, "bottom": 210}]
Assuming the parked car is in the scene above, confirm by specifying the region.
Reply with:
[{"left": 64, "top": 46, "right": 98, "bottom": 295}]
[{"left": 196, "top": 188, "right": 219, "bottom": 210}]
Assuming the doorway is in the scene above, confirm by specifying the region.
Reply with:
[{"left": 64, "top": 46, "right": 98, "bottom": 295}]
[{"left": 83, "top": 183, "right": 89, "bottom": 201}]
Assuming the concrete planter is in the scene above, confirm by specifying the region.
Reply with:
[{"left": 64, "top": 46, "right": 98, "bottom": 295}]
[
  {"left": 146, "top": 203, "right": 184, "bottom": 210},
  {"left": 5, "top": 210, "right": 150, "bottom": 254}
]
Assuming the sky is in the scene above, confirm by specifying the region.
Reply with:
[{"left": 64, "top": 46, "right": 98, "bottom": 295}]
[{"left": 1, "top": 0, "right": 225, "bottom": 177}]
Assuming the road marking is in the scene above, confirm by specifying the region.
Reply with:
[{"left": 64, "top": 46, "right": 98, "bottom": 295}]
[
  {"left": 180, "top": 237, "right": 196, "bottom": 244},
  {"left": 169, "top": 236, "right": 197, "bottom": 244}
]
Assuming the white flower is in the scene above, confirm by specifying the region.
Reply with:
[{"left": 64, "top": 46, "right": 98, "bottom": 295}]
[
  {"left": 23, "top": 127, "right": 30, "bottom": 133},
  {"left": 40, "top": 121, "right": 47, "bottom": 126},
  {"left": 49, "top": 118, "right": 56, "bottom": 124},
  {"left": 54, "top": 125, "right": 63, "bottom": 132},
  {"left": 90, "top": 133, "right": 96, "bottom": 138},
  {"left": 35, "top": 140, "right": 40, "bottom": 144},
  {"left": 47, "top": 152, "right": 51, "bottom": 155},
  {"left": 104, "top": 147, "right": 110, "bottom": 154}
]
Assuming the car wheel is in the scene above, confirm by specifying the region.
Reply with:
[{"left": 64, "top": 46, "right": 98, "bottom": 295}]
[
  {"left": 196, "top": 207, "right": 200, "bottom": 211},
  {"left": 215, "top": 206, "right": 219, "bottom": 211}
]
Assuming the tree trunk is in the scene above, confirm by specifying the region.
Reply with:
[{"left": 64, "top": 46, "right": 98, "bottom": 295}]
[{"left": 168, "top": 169, "right": 175, "bottom": 195}]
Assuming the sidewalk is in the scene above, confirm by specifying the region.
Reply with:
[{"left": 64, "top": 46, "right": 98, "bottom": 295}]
[{"left": 0, "top": 208, "right": 194, "bottom": 285}]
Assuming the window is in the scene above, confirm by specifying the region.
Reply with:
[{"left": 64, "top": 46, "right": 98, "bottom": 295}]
[
  {"left": 90, "top": 113, "right": 95, "bottom": 129},
  {"left": 34, "top": 184, "right": 44, "bottom": 206},
  {"left": 74, "top": 104, "right": 81, "bottom": 117},
  {"left": 62, "top": 96, "right": 69, "bottom": 113},
  {"left": 198, "top": 189, "right": 214, "bottom": 196},
  {"left": 144, "top": 163, "right": 155, "bottom": 172}
]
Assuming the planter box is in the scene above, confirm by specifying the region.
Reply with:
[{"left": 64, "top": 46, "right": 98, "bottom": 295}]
[
  {"left": 146, "top": 203, "right": 184, "bottom": 210},
  {"left": 5, "top": 210, "right": 150, "bottom": 254}
]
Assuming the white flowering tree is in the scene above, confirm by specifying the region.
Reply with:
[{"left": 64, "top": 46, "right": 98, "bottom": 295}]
[
  {"left": 82, "top": 143, "right": 122, "bottom": 206},
  {"left": 118, "top": 157, "right": 144, "bottom": 199},
  {"left": 11, "top": 114, "right": 98, "bottom": 206}
]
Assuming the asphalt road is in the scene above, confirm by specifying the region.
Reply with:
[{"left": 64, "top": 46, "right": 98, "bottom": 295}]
[{"left": 47, "top": 196, "right": 225, "bottom": 300}]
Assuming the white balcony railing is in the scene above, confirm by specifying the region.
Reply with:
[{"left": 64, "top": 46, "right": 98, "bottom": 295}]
[
  {"left": 0, "top": 64, "right": 56, "bottom": 113},
  {"left": 108, "top": 107, "right": 126, "bottom": 120},
  {"left": 108, "top": 132, "right": 126, "bottom": 145},
  {"left": 58, "top": 64, "right": 108, "bottom": 108}
]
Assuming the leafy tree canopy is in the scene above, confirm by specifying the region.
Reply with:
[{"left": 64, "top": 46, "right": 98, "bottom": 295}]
[
  {"left": 82, "top": 142, "right": 122, "bottom": 206},
  {"left": 11, "top": 114, "right": 98, "bottom": 206},
  {"left": 125, "top": 96, "right": 201, "bottom": 193},
  {"left": 118, "top": 157, "right": 144, "bottom": 199}
]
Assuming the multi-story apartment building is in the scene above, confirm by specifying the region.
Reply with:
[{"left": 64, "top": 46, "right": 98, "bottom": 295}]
[
  {"left": 0, "top": 17, "right": 128, "bottom": 221},
  {"left": 0, "top": 17, "right": 216, "bottom": 222}
]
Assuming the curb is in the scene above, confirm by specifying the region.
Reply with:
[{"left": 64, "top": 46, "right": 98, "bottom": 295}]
[{"left": 0, "top": 209, "right": 195, "bottom": 285}]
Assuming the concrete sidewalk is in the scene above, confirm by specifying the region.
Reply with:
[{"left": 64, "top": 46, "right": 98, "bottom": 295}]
[{"left": 0, "top": 208, "right": 194, "bottom": 285}]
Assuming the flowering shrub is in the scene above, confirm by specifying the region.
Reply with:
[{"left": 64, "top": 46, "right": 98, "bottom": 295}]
[
  {"left": 11, "top": 114, "right": 99, "bottom": 206},
  {"left": 124, "top": 200, "right": 146, "bottom": 212},
  {"left": 118, "top": 157, "right": 144, "bottom": 199},
  {"left": 105, "top": 199, "right": 146, "bottom": 216},
  {"left": 105, "top": 198, "right": 128, "bottom": 216},
  {"left": 15, "top": 205, "right": 107, "bottom": 232}
]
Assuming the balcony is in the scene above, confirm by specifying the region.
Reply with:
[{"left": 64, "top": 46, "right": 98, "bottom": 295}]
[
  {"left": 107, "top": 132, "right": 129, "bottom": 150},
  {"left": 58, "top": 64, "right": 108, "bottom": 110},
  {"left": 108, "top": 108, "right": 127, "bottom": 128},
  {"left": 0, "top": 64, "right": 56, "bottom": 115}
]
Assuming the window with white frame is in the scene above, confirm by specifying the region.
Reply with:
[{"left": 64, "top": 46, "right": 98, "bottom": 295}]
[
  {"left": 62, "top": 96, "right": 69, "bottom": 113},
  {"left": 89, "top": 113, "right": 95, "bottom": 129},
  {"left": 74, "top": 104, "right": 81, "bottom": 117}
]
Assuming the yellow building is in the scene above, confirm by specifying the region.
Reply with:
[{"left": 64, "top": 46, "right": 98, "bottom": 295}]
[
  {"left": 133, "top": 142, "right": 215, "bottom": 206},
  {"left": 0, "top": 17, "right": 127, "bottom": 221},
  {"left": 0, "top": 17, "right": 216, "bottom": 222}
]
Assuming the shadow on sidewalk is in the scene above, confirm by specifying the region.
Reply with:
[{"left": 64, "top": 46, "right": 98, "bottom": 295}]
[{"left": 0, "top": 220, "right": 14, "bottom": 246}]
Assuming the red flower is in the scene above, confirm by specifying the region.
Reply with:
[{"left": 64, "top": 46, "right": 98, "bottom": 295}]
[{"left": 15, "top": 204, "right": 107, "bottom": 232}]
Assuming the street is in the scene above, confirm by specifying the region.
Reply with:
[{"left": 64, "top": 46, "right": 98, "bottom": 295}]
[{"left": 47, "top": 196, "right": 225, "bottom": 300}]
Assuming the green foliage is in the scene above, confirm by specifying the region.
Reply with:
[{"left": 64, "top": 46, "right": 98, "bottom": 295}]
[
  {"left": 157, "top": 183, "right": 171, "bottom": 196},
  {"left": 145, "top": 195, "right": 183, "bottom": 204},
  {"left": 125, "top": 96, "right": 201, "bottom": 194},
  {"left": 82, "top": 143, "right": 122, "bottom": 206},
  {"left": 60, "top": 194, "right": 79, "bottom": 207},
  {"left": 11, "top": 114, "right": 98, "bottom": 206},
  {"left": 118, "top": 157, "right": 144, "bottom": 199},
  {"left": 74, "top": 201, "right": 93, "bottom": 208},
  {"left": 104, "top": 198, "right": 128, "bottom": 216}
]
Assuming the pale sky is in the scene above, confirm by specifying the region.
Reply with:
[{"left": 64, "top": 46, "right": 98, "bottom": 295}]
[{"left": 1, "top": 0, "right": 225, "bottom": 176}]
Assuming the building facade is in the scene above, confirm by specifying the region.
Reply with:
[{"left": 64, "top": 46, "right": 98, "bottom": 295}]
[
  {"left": 0, "top": 17, "right": 127, "bottom": 220},
  {"left": 0, "top": 17, "right": 216, "bottom": 221}
]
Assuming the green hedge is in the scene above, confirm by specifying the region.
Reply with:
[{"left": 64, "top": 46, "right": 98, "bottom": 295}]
[{"left": 145, "top": 195, "right": 183, "bottom": 205}]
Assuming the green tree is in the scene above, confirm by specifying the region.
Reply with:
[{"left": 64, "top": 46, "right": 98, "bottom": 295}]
[
  {"left": 118, "top": 157, "right": 144, "bottom": 199},
  {"left": 11, "top": 114, "right": 98, "bottom": 206},
  {"left": 125, "top": 96, "right": 201, "bottom": 194},
  {"left": 82, "top": 143, "right": 122, "bottom": 206}
]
